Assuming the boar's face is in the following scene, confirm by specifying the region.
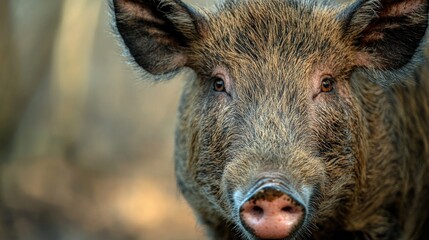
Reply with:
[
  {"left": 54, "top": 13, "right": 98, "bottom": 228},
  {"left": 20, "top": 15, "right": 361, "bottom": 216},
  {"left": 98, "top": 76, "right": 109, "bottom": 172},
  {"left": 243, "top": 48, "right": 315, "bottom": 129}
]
[
  {"left": 113, "top": 0, "right": 428, "bottom": 238},
  {"left": 175, "top": 1, "right": 361, "bottom": 237}
]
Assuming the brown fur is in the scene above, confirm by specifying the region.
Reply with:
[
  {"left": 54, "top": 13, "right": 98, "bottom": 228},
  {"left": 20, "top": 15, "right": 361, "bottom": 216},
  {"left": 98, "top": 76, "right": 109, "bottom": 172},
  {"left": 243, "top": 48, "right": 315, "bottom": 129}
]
[{"left": 112, "top": 0, "right": 429, "bottom": 239}]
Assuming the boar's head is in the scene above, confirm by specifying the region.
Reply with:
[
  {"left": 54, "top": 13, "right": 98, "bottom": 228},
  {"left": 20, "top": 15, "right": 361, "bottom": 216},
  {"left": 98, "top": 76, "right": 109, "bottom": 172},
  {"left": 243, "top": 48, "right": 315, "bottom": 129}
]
[{"left": 112, "top": 0, "right": 429, "bottom": 239}]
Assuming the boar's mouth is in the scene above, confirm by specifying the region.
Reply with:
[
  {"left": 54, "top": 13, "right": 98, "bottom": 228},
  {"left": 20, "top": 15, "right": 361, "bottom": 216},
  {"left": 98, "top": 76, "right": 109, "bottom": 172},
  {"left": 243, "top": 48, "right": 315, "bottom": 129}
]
[{"left": 233, "top": 176, "right": 316, "bottom": 240}]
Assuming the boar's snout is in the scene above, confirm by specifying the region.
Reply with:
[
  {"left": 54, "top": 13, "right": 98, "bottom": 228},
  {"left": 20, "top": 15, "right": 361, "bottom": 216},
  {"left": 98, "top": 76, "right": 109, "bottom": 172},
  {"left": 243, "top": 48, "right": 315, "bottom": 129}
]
[{"left": 237, "top": 177, "right": 309, "bottom": 239}]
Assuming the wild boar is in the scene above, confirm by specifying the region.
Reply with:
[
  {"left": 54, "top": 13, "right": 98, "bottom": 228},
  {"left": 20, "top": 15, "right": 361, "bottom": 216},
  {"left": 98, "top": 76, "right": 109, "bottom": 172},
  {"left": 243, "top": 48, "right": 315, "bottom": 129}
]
[{"left": 112, "top": 0, "right": 429, "bottom": 239}]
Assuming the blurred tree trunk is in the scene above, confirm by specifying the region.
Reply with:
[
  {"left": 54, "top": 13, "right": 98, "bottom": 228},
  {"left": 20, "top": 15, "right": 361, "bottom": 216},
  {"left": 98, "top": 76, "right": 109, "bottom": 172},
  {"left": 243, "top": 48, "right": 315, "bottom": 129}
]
[
  {"left": 48, "top": 0, "right": 102, "bottom": 158},
  {"left": 0, "top": 1, "right": 18, "bottom": 238},
  {"left": 0, "top": 0, "right": 20, "bottom": 162},
  {"left": 0, "top": 0, "right": 65, "bottom": 162},
  {"left": 0, "top": 0, "right": 64, "bottom": 238}
]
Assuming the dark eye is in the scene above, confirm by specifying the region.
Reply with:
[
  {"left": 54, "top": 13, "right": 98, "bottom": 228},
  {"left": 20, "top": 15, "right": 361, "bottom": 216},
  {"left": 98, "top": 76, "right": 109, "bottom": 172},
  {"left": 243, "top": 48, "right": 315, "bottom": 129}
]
[
  {"left": 320, "top": 76, "right": 335, "bottom": 93},
  {"left": 212, "top": 77, "right": 226, "bottom": 92}
]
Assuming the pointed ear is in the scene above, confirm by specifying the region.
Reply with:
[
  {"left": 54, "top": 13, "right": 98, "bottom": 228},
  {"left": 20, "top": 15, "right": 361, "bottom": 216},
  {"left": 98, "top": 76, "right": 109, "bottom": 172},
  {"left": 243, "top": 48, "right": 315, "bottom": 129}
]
[
  {"left": 112, "top": 0, "right": 207, "bottom": 79},
  {"left": 340, "top": 0, "right": 429, "bottom": 83}
]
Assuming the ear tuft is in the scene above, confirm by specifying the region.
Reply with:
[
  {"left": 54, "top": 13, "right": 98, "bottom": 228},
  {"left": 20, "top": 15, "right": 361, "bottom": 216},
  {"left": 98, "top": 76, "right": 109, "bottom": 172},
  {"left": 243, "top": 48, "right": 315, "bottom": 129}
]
[
  {"left": 341, "top": 0, "right": 429, "bottom": 79},
  {"left": 112, "top": 0, "right": 207, "bottom": 79}
]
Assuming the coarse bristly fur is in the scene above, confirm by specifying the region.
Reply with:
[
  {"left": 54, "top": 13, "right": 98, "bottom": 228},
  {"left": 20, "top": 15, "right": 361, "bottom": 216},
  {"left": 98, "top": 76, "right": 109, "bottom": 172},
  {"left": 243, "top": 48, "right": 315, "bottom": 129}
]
[{"left": 111, "top": 0, "right": 429, "bottom": 239}]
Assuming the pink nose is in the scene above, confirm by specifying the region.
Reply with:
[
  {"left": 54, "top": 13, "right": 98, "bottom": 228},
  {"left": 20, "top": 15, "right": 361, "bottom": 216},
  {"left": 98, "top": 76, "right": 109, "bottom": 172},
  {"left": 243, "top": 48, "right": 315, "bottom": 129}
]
[{"left": 240, "top": 188, "right": 304, "bottom": 239}]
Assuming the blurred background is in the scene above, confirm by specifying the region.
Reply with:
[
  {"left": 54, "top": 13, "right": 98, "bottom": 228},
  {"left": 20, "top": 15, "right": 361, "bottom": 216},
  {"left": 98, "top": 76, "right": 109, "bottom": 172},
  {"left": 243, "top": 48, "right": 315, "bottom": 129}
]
[{"left": 0, "top": 0, "right": 216, "bottom": 239}]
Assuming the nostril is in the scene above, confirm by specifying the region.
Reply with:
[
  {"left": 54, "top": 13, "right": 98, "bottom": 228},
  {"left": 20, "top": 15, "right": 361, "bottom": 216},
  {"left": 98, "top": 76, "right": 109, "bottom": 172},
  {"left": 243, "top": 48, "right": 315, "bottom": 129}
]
[
  {"left": 252, "top": 206, "right": 263, "bottom": 215},
  {"left": 282, "top": 206, "right": 293, "bottom": 212},
  {"left": 249, "top": 205, "right": 264, "bottom": 220}
]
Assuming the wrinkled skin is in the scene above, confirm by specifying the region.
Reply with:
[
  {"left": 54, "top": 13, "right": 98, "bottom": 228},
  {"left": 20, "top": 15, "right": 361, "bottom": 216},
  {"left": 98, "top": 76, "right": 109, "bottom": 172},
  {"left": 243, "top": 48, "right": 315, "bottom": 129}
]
[{"left": 112, "top": 0, "right": 429, "bottom": 239}]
